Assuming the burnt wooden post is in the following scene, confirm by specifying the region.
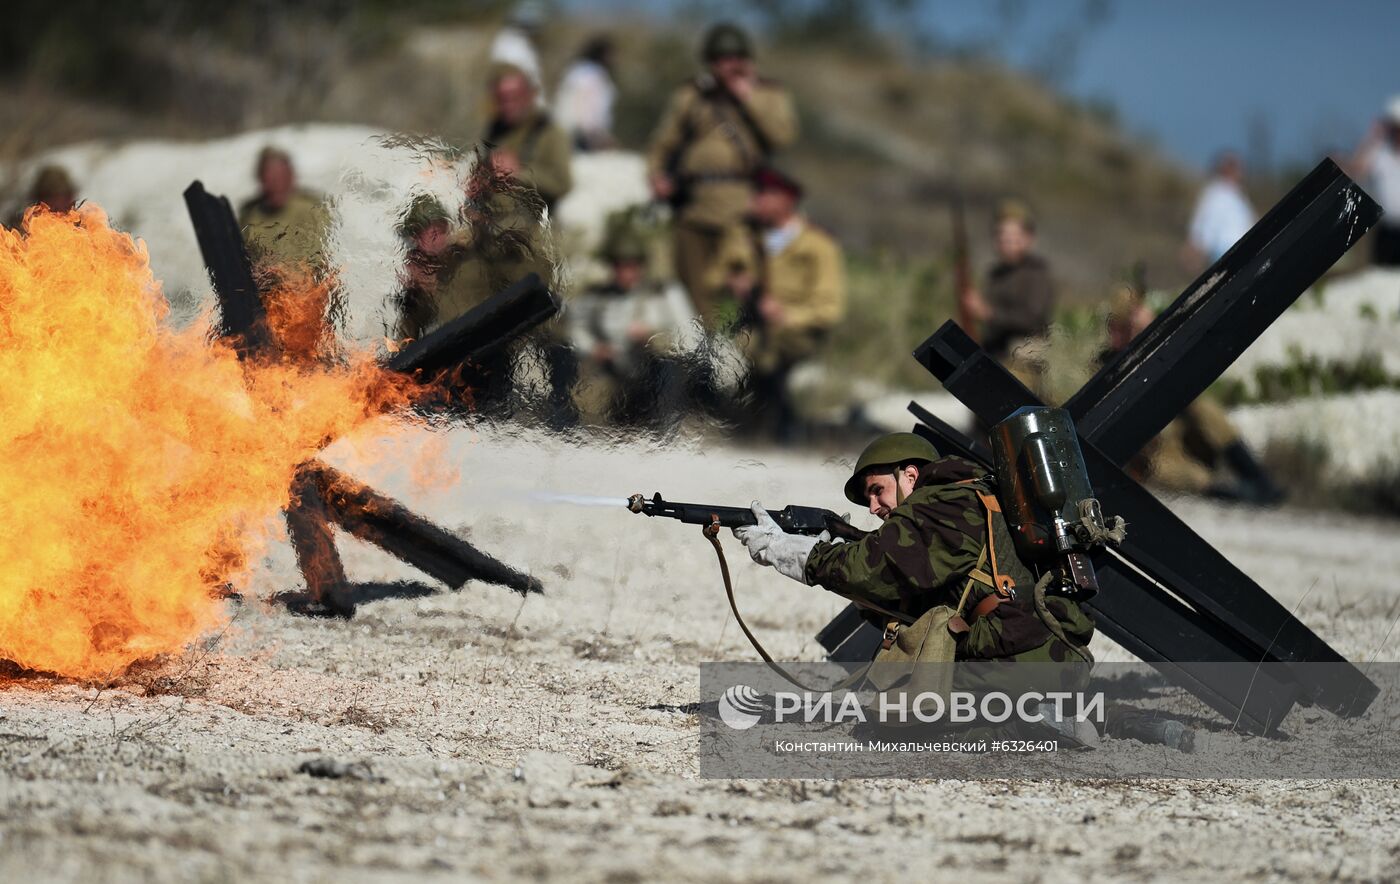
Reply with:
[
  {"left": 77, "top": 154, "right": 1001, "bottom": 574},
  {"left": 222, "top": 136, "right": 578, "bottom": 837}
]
[
  {"left": 184, "top": 181, "right": 555, "bottom": 615},
  {"left": 819, "top": 159, "right": 1382, "bottom": 733}
]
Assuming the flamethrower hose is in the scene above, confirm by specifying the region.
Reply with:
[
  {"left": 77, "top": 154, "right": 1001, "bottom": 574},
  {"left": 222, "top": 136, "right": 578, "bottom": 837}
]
[
  {"left": 703, "top": 518, "right": 881, "bottom": 696},
  {"left": 1031, "top": 570, "right": 1094, "bottom": 665},
  {"left": 705, "top": 518, "right": 834, "bottom": 697}
]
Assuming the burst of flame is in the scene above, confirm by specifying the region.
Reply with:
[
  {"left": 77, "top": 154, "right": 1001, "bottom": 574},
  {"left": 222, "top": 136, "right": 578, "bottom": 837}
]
[{"left": 0, "top": 207, "right": 420, "bottom": 677}]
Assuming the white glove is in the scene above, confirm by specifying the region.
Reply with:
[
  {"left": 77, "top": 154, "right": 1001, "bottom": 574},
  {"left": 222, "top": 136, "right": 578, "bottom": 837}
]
[{"left": 732, "top": 501, "right": 819, "bottom": 584}]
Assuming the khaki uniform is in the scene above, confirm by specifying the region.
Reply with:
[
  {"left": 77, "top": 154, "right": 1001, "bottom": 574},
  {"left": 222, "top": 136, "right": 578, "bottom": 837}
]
[
  {"left": 647, "top": 78, "right": 797, "bottom": 324},
  {"left": 711, "top": 220, "right": 844, "bottom": 440},
  {"left": 238, "top": 190, "right": 332, "bottom": 276},
  {"left": 483, "top": 111, "right": 574, "bottom": 211},
  {"left": 1133, "top": 396, "right": 1241, "bottom": 493},
  {"left": 712, "top": 220, "right": 845, "bottom": 366},
  {"left": 981, "top": 253, "right": 1056, "bottom": 399}
]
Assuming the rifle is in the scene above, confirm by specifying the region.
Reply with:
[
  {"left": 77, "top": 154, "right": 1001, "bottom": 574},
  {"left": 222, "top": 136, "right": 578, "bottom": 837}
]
[
  {"left": 627, "top": 492, "right": 866, "bottom": 540},
  {"left": 951, "top": 193, "right": 978, "bottom": 342},
  {"left": 733, "top": 217, "right": 767, "bottom": 335}
]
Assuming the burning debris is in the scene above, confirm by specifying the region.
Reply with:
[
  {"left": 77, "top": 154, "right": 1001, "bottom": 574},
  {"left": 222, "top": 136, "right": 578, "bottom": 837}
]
[
  {"left": 184, "top": 181, "right": 553, "bottom": 619},
  {"left": 0, "top": 206, "right": 418, "bottom": 677},
  {"left": 0, "top": 183, "right": 556, "bottom": 678}
]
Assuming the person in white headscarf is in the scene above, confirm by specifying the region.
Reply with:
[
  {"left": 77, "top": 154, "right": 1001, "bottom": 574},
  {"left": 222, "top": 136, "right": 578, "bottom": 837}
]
[{"left": 489, "top": 1, "right": 548, "bottom": 104}]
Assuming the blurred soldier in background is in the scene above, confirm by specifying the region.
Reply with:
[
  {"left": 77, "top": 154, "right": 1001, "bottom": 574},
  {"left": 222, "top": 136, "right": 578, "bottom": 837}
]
[
  {"left": 393, "top": 193, "right": 512, "bottom": 415},
  {"left": 483, "top": 63, "right": 573, "bottom": 214},
  {"left": 1184, "top": 151, "right": 1255, "bottom": 270},
  {"left": 555, "top": 35, "right": 618, "bottom": 152},
  {"left": 963, "top": 200, "right": 1056, "bottom": 400},
  {"left": 238, "top": 146, "right": 331, "bottom": 279},
  {"left": 480, "top": 62, "right": 578, "bottom": 428},
  {"left": 1350, "top": 97, "right": 1400, "bottom": 266},
  {"left": 570, "top": 217, "right": 691, "bottom": 427},
  {"left": 714, "top": 167, "right": 845, "bottom": 443},
  {"left": 9, "top": 164, "right": 79, "bottom": 226},
  {"left": 647, "top": 22, "right": 798, "bottom": 328},
  {"left": 393, "top": 195, "right": 479, "bottom": 341},
  {"left": 1105, "top": 286, "right": 1283, "bottom": 505}
]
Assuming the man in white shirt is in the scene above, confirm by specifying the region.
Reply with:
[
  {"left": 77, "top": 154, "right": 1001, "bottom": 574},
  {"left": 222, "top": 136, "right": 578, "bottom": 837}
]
[
  {"left": 1185, "top": 151, "right": 1255, "bottom": 269},
  {"left": 1351, "top": 96, "right": 1400, "bottom": 267}
]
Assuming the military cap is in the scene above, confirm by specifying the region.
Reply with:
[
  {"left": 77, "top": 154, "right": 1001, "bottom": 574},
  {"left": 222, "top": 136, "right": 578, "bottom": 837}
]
[
  {"left": 398, "top": 194, "right": 450, "bottom": 237},
  {"left": 844, "top": 432, "right": 940, "bottom": 505},
  {"left": 994, "top": 198, "right": 1035, "bottom": 232},
  {"left": 702, "top": 22, "right": 752, "bottom": 61},
  {"left": 30, "top": 165, "right": 76, "bottom": 201},
  {"left": 753, "top": 165, "right": 803, "bottom": 200}
]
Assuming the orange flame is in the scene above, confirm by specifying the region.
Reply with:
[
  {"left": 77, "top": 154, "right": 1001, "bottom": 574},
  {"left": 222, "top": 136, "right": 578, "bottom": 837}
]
[{"left": 0, "top": 207, "right": 420, "bottom": 678}]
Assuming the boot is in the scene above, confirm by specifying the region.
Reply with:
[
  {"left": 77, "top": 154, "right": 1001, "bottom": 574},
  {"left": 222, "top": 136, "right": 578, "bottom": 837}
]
[{"left": 1223, "top": 441, "right": 1286, "bottom": 506}]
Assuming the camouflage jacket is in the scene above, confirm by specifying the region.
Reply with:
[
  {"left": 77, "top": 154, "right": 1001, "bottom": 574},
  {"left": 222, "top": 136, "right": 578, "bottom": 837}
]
[{"left": 804, "top": 455, "right": 1094, "bottom": 661}]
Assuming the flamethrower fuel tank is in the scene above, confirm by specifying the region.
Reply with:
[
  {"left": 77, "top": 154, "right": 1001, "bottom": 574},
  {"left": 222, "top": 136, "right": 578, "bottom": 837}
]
[{"left": 988, "top": 406, "right": 1098, "bottom": 566}]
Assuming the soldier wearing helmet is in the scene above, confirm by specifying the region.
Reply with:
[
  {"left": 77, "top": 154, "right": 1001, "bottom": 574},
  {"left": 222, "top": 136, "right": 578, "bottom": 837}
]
[
  {"left": 570, "top": 212, "right": 691, "bottom": 426},
  {"left": 393, "top": 194, "right": 485, "bottom": 342},
  {"left": 733, "top": 432, "right": 1095, "bottom": 665},
  {"left": 647, "top": 22, "right": 799, "bottom": 327}
]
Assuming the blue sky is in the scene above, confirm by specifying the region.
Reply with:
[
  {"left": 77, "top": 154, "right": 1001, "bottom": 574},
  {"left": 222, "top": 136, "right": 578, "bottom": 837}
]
[
  {"left": 568, "top": 0, "right": 1398, "bottom": 172},
  {"left": 922, "top": 0, "right": 1398, "bottom": 171}
]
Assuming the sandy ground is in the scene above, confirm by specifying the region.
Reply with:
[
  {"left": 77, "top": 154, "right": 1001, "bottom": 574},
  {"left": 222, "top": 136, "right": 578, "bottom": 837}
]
[{"left": 3, "top": 425, "right": 1400, "bottom": 883}]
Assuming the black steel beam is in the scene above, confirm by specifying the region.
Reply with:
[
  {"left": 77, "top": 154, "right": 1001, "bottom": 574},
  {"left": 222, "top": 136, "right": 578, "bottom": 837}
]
[
  {"left": 185, "top": 180, "right": 547, "bottom": 608},
  {"left": 907, "top": 400, "right": 993, "bottom": 464},
  {"left": 385, "top": 273, "right": 560, "bottom": 380},
  {"left": 183, "top": 181, "right": 270, "bottom": 356},
  {"left": 1065, "top": 159, "right": 1382, "bottom": 465},
  {"left": 306, "top": 461, "right": 543, "bottom": 596},
  {"left": 915, "top": 320, "right": 1378, "bottom": 719}
]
